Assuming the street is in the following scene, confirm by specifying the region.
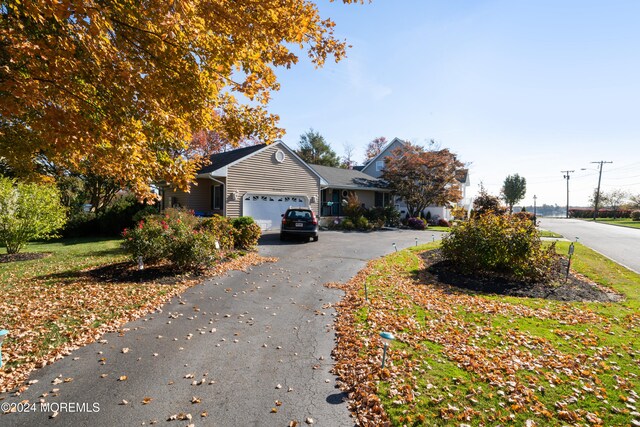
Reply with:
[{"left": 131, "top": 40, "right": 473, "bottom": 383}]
[{"left": 539, "top": 217, "right": 640, "bottom": 273}]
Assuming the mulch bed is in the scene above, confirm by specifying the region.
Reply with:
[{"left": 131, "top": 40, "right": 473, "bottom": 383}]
[
  {"left": 421, "top": 249, "right": 624, "bottom": 303},
  {"left": 0, "top": 252, "right": 52, "bottom": 263}
]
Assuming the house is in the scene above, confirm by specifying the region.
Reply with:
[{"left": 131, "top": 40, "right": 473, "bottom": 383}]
[
  {"left": 159, "top": 141, "right": 325, "bottom": 231},
  {"left": 359, "top": 137, "right": 471, "bottom": 220},
  {"left": 308, "top": 164, "right": 391, "bottom": 225}
]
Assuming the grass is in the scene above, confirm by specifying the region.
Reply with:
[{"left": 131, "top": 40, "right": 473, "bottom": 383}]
[
  {"left": 426, "top": 226, "right": 451, "bottom": 232},
  {"left": 587, "top": 217, "right": 640, "bottom": 229},
  {"left": 538, "top": 229, "right": 563, "bottom": 238},
  {"left": 333, "top": 242, "right": 640, "bottom": 426},
  {"left": 0, "top": 237, "right": 267, "bottom": 393}
]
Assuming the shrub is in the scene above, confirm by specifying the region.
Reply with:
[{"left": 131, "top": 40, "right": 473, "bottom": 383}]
[
  {"left": 450, "top": 206, "right": 467, "bottom": 221},
  {"left": 631, "top": 210, "right": 640, "bottom": 221},
  {"left": 440, "top": 213, "right": 556, "bottom": 282},
  {"left": 513, "top": 211, "right": 533, "bottom": 221},
  {"left": 355, "top": 216, "right": 370, "bottom": 230},
  {"left": 199, "top": 215, "right": 235, "bottom": 249},
  {"left": 407, "top": 217, "right": 426, "bottom": 230},
  {"left": 343, "top": 193, "right": 366, "bottom": 221},
  {"left": 122, "top": 209, "right": 222, "bottom": 271},
  {"left": 0, "top": 177, "right": 67, "bottom": 254},
  {"left": 341, "top": 218, "right": 354, "bottom": 230},
  {"left": 437, "top": 218, "right": 451, "bottom": 227},
  {"left": 165, "top": 220, "right": 217, "bottom": 270},
  {"left": 63, "top": 195, "right": 157, "bottom": 237},
  {"left": 121, "top": 218, "right": 168, "bottom": 264},
  {"left": 231, "top": 216, "right": 262, "bottom": 249}
]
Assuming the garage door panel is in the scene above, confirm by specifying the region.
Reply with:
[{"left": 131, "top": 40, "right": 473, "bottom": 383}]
[{"left": 243, "top": 194, "right": 308, "bottom": 231}]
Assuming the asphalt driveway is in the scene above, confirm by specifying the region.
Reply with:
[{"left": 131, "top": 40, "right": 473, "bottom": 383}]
[{"left": 1, "top": 229, "right": 438, "bottom": 427}]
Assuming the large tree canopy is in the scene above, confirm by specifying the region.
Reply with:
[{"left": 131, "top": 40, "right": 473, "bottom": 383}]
[
  {"left": 0, "top": 0, "right": 359, "bottom": 198},
  {"left": 382, "top": 143, "right": 464, "bottom": 217}
]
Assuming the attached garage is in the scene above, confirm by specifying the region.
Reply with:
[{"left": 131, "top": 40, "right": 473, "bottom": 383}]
[
  {"left": 160, "top": 142, "right": 325, "bottom": 229},
  {"left": 242, "top": 193, "right": 308, "bottom": 231}
]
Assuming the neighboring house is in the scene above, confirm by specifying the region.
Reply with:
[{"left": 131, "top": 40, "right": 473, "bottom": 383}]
[
  {"left": 159, "top": 141, "right": 325, "bottom": 231},
  {"left": 359, "top": 137, "right": 407, "bottom": 179},
  {"left": 308, "top": 164, "right": 391, "bottom": 224},
  {"left": 359, "top": 137, "right": 471, "bottom": 220}
]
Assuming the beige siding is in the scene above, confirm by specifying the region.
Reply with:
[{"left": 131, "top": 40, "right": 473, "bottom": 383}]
[
  {"left": 226, "top": 144, "right": 320, "bottom": 217},
  {"left": 163, "top": 178, "right": 225, "bottom": 213},
  {"left": 355, "top": 190, "right": 375, "bottom": 207}
]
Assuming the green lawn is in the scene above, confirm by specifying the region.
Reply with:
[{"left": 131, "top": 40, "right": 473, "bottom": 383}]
[
  {"left": 332, "top": 242, "right": 640, "bottom": 426},
  {"left": 427, "top": 226, "right": 451, "bottom": 232},
  {"left": 589, "top": 218, "right": 640, "bottom": 229},
  {"left": 538, "top": 229, "right": 563, "bottom": 238},
  {"left": 0, "top": 237, "right": 266, "bottom": 393}
]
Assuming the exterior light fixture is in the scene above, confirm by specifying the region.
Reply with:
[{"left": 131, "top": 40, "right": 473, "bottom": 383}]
[
  {"left": 392, "top": 243, "right": 397, "bottom": 252},
  {"left": 379, "top": 331, "right": 395, "bottom": 369},
  {"left": 415, "top": 237, "right": 418, "bottom": 246}
]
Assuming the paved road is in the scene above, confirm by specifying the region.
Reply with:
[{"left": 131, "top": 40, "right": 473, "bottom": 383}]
[
  {"left": 1, "top": 229, "right": 438, "bottom": 427},
  {"left": 539, "top": 218, "right": 640, "bottom": 273}
]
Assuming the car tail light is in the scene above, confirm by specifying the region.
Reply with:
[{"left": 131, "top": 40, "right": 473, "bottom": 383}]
[{"left": 311, "top": 212, "right": 318, "bottom": 225}]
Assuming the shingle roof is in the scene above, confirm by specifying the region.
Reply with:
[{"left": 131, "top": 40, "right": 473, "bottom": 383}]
[
  {"left": 309, "top": 164, "right": 388, "bottom": 190},
  {"left": 197, "top": 143, "right": 268, "bottom": 174}
]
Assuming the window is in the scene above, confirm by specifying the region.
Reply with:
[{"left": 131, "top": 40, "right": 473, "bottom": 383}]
[
  {"left": 374, "top": 192, "right": 391, "bottom": 207},
  {"left": 375, "top": 160, "right": 384, "bottom": 171},
  {"left": 212, "top": 184, "right": 224, "bottom": 210}
]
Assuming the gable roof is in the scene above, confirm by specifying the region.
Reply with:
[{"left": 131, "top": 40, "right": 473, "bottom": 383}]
[
  {"left": 195, "top": 140, "right": 327, "bottom": 185},
  {"left": 197, "top": 143, "right": 268, "bottom": 174},
  {"left": 361, "top": 137, "right": 408, "bottom": 172},
  {"left": 309, "top": 164, "right": 388, "bottom": 190}
]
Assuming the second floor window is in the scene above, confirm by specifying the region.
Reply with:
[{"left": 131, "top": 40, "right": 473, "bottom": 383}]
[{"left": 376, "top": 160, "right": 384, "bottom": 171}]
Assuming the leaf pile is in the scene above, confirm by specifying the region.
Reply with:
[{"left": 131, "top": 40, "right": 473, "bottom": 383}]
[
  {"left": 0, "top": 249, "right": 273, "bottom": 393},
  {"left": 330, "top": 246, "right": 639, "bottom": 426}
]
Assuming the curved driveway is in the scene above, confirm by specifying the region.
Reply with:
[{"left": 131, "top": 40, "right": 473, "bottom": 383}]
[
  {"left": 1, "top": 229, "right": 437, "bottom": 427},
  {"left": 539, "top": 218, "right": 640, "bottom": 273}
]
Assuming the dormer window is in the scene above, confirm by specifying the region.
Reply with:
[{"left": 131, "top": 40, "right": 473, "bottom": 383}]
[{"left": 375, "top": 160, "right": 384, "bottom": 172}]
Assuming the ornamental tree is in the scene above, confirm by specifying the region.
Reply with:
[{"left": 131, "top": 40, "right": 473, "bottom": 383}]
[
  {"left": 0, "top": 0, "right": 361, "bottom": 200},
  {"left": 501, "top": 174, "right": 527, "bottom": 214},
  {"left": 0, "top": 177, "right": 67, "bottom": 254},
  {"left": 382, "top": 143, "right": 464, "bottom": 218}
]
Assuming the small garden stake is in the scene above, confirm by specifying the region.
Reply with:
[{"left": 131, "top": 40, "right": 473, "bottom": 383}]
[
  {"left": 565, "top": 237, "right": 578, "bottom": 283},
  {"left": 379, "top": 332, "right": 395, "bottom": 369}
]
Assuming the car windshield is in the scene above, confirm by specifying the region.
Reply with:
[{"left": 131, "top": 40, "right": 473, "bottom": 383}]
[{"left": 286, "top": 210, "right": 311, "bottom": 220}]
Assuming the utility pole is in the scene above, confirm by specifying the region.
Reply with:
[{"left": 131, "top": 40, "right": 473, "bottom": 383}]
[
  {"left": 561, "top": 170, "right": 574, "bottom": 219},
  {"left": 591, "top": 161, "right": 613, "bottom": 221}
]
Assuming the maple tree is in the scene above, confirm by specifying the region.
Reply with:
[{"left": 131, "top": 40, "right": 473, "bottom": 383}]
[
  {"left": 0, "top": 0, "right": 361, "bottom": 199},
  {"left": 364, "top": 136, "right": 387, "bottom": 160},
  {"left": 382, "top": 143, "right": 464, "bottom": 217}
]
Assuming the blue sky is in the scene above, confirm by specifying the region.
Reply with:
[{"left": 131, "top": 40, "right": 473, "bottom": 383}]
[{"left": 267, "top": 0, "right": 640, "bottom": 207}]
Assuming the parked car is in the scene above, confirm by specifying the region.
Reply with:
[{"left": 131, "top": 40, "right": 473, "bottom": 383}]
[{"left": 280, "top": 207, "right": 319, "bottom": 242}]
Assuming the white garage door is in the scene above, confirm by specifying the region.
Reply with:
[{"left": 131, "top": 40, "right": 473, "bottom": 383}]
[{"left": 242, "top": 194, "right": 309, "bottom": 231}]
